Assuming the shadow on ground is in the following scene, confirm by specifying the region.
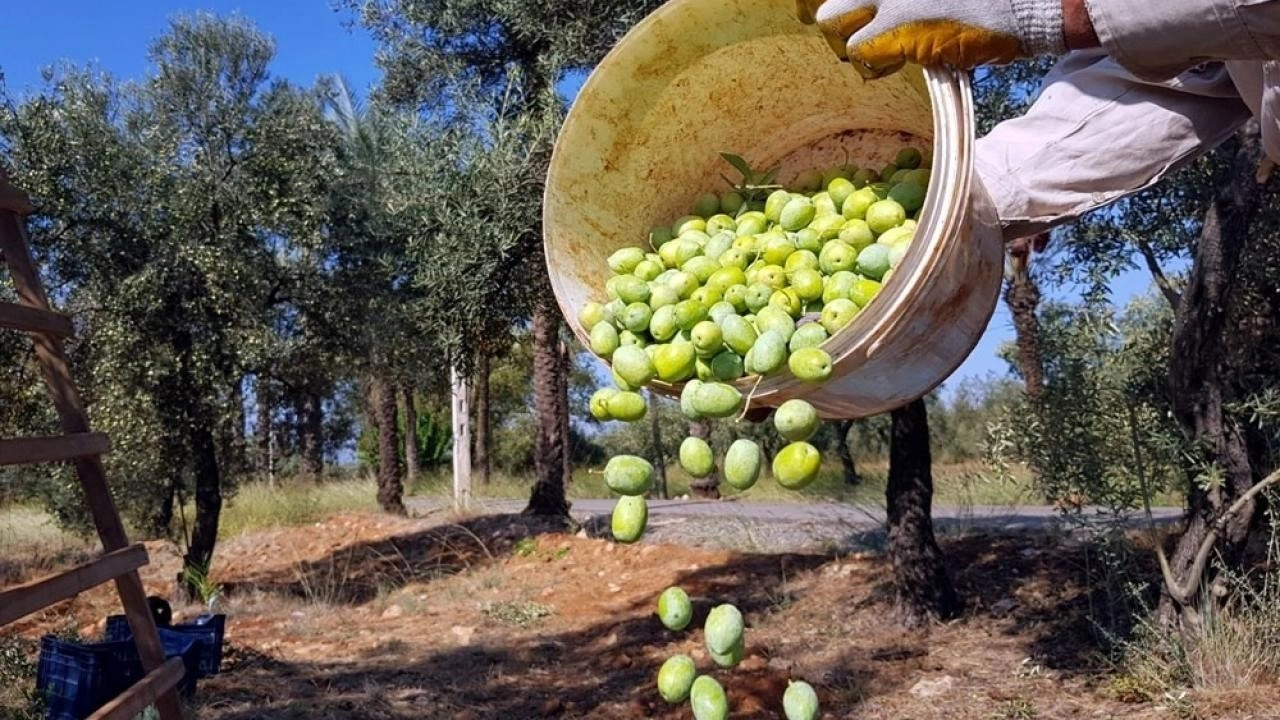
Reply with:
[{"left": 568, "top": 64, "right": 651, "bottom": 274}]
[
  {"left": 201, "top": 549, "right": 834, "bottom": 720},
  {"left": 838, "top": 529, "right": 1159, "bottom": 674},
  {"left": 221, "top": 513, "right": 571, "bottom": 605},
  {"left": 192, "top": 509, "right": 1158, "bottom": 719}
]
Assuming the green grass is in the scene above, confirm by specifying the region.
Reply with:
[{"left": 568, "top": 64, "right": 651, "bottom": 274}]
[
  {"left": 217, "top": 478, "right": 379, "bottom": 537},
  {"left": 410, "top": 461, "right": 1042, "bottom": 507}
]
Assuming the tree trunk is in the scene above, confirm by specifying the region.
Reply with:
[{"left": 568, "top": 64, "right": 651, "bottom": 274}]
[
  {"left": 688, "top": 421, "right": 721, "bottom": 499},
  {"left": 147, "top": 473, "right": 177, "bottom": 539},
  {"left": 255, "top": 376, "right": 274, "bottom": 483},
  {"left": 402, "top": 386, "right": 419, "bottom": 485},
  {"left": 221, "top": 378, "right": 247, "bottom": 477},
  {"left": 183, "top": 421, "right": 223, "bottom": 601},
  {"left": 559, "top": 338, "right": 573, "bottom": 484},
  {"left": 282, "top": 385, "right": 303, "bottom": 459},
  {"left": 300, "top": 390, "right": 324, "bottom": 483},
  {"left": 834, "top": 419, "right": 861, "bottom": 486},
  {"left": 887, "top": 399, "right": 959, "bottom": 627},
  {"left": 1005, "top": 232, "right": 1047, "bottom": 403},
  {"left": 373, "top": 375, "right": 405, "bottom": 515},
  {"left": 474, "top": 352, "right": 491, "bottom": 485},
  {"left": 1162, "top": 128, "right": 1263, "bottom": 624},
  {"left": 650, "top": 391, "right": 669, "bottom": 499},
  {"left": 525, "top": 293, "right": 571, "bottom": 518}
]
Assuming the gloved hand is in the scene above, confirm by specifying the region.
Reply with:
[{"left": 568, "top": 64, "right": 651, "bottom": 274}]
[{"left": 796, "top": 0, "right": 1066, "bottom": 78}]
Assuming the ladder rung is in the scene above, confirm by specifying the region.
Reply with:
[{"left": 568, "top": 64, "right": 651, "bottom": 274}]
[
  {"left": 0, "top": 432, "right": 111, "bottom": 466},
  {"left": 0, "top": 301, "right": 74, "bottom": 337},
  {"left": 87, "top": 657, "right": 186, "bottom": 720},
  {"left": 0, "top": 544, "right": 149, "bottom": 626}
]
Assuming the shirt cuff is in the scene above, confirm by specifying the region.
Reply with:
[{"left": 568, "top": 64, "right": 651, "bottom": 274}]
[
  {"left": 973, "top": 149, "right": 1051, "bottom": 242},
  {"left": 1013, "top": 0, "right": 1067, "bottom": 56}
]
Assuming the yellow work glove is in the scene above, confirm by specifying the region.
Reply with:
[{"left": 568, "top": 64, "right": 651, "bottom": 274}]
[{"left": 797, "top": 0, "right": 1065, "bottom": 77}]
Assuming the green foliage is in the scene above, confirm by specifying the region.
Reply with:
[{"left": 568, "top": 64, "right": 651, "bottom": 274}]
[
  {"left": 987, "top": 293, "right": 1187, "bottom": 512},
  {"left": 0, "top": 634, "right": 43, "bottom": 719},
  {"left": 348, "top": 0, "right": 664, "bottom": 112},
  {"left": 406, "top": 101, "right": 553, "bottom": 372},
  {"left": 357, "top": 394, "right": 453, "bottom": 471},
  {"left": 974, "top": 57, "right": 1280, "bottom": 515},
  {"left": 1, "top": 15, "right": 342, "bottom": 542},
  {"left": 324, "top": 75, "right": 457, "bottom": 386}
]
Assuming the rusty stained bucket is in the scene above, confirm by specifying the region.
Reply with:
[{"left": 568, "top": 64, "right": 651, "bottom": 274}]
[{"left": 543, "top": 0, "right": 1004, "bottom": 419}]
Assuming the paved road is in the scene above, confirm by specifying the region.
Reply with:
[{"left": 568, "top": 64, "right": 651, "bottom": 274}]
[{"left": 408, "top": 496, "right": 1183, "bottom": 533}]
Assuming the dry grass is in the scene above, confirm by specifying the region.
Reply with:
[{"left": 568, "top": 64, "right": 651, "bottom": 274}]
[
  {"left": 217, "top": 478, "right": 379, "bottom": 537},
  {"left": 1121, "top": 547, "right": 1280, "bottom": 694},
  {"left": 0, "top": 505, "right": 93, "bottom": 586}
]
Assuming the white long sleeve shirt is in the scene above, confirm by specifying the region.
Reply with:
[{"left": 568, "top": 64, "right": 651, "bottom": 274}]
[{"left": 976, "top": 0, "right": 1280, "bottom": 238}]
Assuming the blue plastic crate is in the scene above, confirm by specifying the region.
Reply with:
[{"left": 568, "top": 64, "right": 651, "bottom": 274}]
[
  {"left": 104, "top": 614, "right": 225, "bottom": 677},
  {"left": 36, "top": 632, "right": 200, "bottom": 719},
  {"left": 35, "top": 635, "right": 120, "bottom": 720}
]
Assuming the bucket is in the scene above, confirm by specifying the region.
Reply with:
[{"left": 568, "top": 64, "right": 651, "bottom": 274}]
[{"left": 543, "top": 0, "right": 1004, "bottom": 419}]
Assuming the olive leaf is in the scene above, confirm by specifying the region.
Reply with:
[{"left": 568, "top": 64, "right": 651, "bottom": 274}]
[
  {"left": 720, "top": 153, "right": 754, "bottom": 178},
  {"left": 718, "top": 151, "right": 782, "bottom": 204}
]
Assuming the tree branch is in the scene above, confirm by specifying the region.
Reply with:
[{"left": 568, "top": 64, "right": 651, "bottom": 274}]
[
  {"left": 1132, "top": 234, "right": 1182, "bottom": 308},
  {"left": 1157, "top": 467, "right": 1280, "bottom": 606}
]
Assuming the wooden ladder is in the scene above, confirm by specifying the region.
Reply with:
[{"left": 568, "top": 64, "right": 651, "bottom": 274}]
[{"left": 0, "top": 170, "right": 185, "bottom": 720}]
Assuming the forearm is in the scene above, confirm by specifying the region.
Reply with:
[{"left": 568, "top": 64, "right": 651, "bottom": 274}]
[
  {"left": 1062, "top": 0, "right": 1099, "bottom": 50},
  {"left": 1067, "top": 0, "right": 1280, "bottom": 80},
  {"left": 976, "top": 51, "right": 1250, "bottom": 240}
]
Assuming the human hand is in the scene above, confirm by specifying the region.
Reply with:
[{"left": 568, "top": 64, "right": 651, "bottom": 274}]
[{"left": 796, "top": 0, "right": 1066, "bottom": 78}]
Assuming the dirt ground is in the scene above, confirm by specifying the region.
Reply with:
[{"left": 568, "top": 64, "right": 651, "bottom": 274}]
[{"left": 6, "top": 509, "right": 1280, "bottom": 720}]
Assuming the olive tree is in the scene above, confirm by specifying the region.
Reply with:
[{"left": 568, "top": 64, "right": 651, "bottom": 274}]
[
  {"left": 1, "top": 14, "right": 338, "bottom": 593},
  {"left": 345, "top": 0, "right": 666, "bottom": 520}
]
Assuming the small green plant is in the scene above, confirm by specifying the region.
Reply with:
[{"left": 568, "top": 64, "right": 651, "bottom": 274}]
[
  {"left": 1102, "top": 674, "right": 1152, "bottom": 704},
  {"left": 986, "top": 698, "right": 1037, "bottom": 720},
  {"left": 513, "top": 537, "right": 538, "bottom": 557},
  {"left": 48, "top": 622, "right": 84, "bottom": 644},
  {"left": 481, "top": 600, "right": 553, "bottom": 627},
  {"left": 180, "top": 563, "right": 223, "bottom": 613}
]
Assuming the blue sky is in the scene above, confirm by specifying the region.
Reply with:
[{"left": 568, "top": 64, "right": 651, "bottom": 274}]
[
  {"left": 2, "top": 2, "right": 381, "bottom": 96},
  {"left": 1, "top": 0, "right": 1159, "bottom": 396}
]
